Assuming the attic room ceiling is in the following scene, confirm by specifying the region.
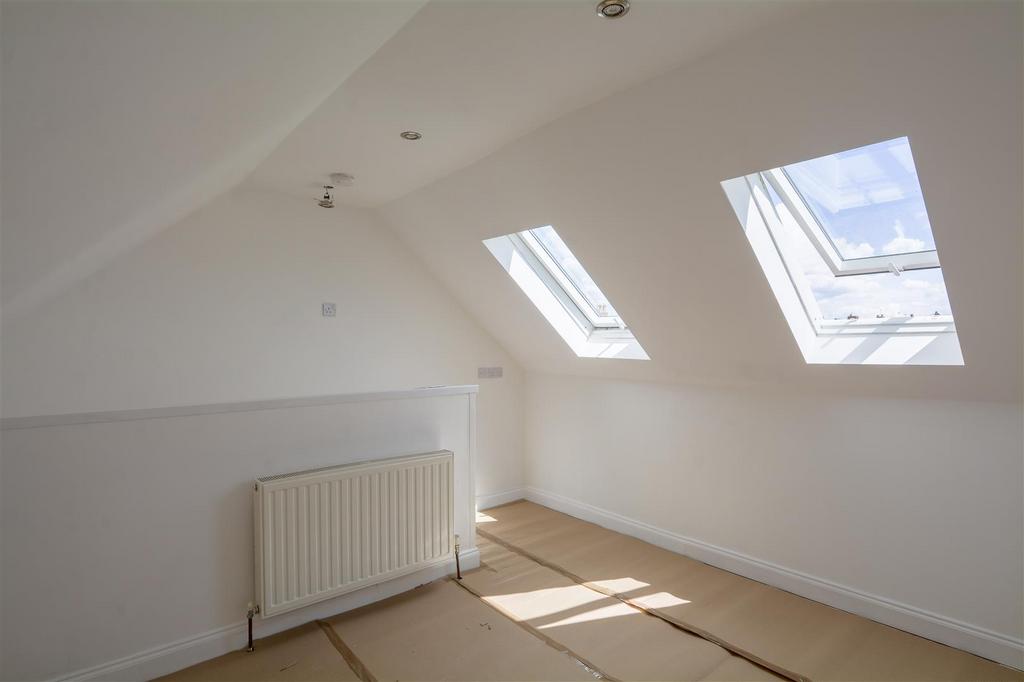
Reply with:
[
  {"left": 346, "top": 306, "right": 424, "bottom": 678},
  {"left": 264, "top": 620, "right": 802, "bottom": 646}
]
[
  {"left": 0, "top": 0, "right": 426, "bottom": 317},
  {"left": 378, "top": 1, "right": 1023, "bottom": 402},
  {"left": 3, "top": 1, "right": 1020, "bottom": 403},
  {"left": 1, "top": 0, "right": 799, "bottom": 320},
  {"left": 247, "top": 0, "right": 800, "bottom": 207}
]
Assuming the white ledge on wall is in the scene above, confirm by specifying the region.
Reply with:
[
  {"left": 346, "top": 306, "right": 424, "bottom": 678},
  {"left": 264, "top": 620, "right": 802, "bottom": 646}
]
[{"left": 0, "top": 384, "right": 480, "bottom": 431}]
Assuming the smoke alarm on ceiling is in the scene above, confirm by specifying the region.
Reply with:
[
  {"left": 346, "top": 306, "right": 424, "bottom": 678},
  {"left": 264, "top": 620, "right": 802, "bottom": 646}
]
[{"left": 596, "top": 0, "right": 629, "bottom": 18}]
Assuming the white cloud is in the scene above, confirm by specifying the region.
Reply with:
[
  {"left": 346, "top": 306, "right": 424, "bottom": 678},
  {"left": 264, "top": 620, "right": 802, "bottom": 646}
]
[
  {"left": 882, "top": 220, "right": 925, "bottom": 255},
  {"left": 814, "top": 273, "right": 949, "bottom": 318},
  {"left": 768, "top": 191, "right": 951, "bottom": 318},
  {"left": 834, "top": 237, "right": 875, "bottom": 258}
]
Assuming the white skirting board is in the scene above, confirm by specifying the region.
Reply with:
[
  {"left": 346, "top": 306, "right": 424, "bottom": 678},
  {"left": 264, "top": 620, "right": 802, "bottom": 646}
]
[
  {"left": 476, "top": 488, "right": 529, "bottom": 511},
  {"left": 522, "top": 486, "right": 1024, "bottom": 670},
  {"left": 46, "top": 487, "right": 1023, "bottom": 679},
  {"left": 47, "top": 551, "right": 479, "bottom": 682}
]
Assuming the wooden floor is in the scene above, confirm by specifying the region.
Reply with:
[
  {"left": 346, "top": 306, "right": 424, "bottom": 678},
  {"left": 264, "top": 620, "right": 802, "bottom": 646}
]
[{"left": 161, "top": 501, "right": 1023, "bottom": 681}]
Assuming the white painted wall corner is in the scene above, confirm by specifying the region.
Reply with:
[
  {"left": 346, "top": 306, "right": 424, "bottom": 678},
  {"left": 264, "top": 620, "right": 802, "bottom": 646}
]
[{"left": 476, "top": 488, "right": 527, "bottom": 511}]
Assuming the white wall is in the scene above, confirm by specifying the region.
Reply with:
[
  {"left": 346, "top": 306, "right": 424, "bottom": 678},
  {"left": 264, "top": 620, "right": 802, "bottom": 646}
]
[
  {"left": 0, "top": 0, "right": 426, "bottom": 318},
  {"left": 0, "top": 187, "right": 524, "bottom": 498},
  {"left": 2, "top": 1, "right": 1020, "bottom": 677},
  {"left": 1, "top": 389, "right": 479, "bottom": 681},
  {"left": 0, "top": 187, "right": 524, "bottom": 678},
  {"left": 524, "top": 372, "right": 1024, "bottom": 660},
  {"left": 370, "top": 5, "right": 1024, "bottom": 660}
]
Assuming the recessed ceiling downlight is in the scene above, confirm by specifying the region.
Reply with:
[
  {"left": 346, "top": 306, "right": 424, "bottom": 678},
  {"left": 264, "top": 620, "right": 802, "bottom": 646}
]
[
  {"left": 400, "top": 131, "right": 422, "bottom": 141},
  {"left": 596, "top": 0, "right": 629, "bottom": 19}
]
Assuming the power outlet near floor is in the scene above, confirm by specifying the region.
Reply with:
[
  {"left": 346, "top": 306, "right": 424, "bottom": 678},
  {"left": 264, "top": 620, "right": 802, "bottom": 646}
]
[{"left": 322, "top": 302, "right": 336, "bottom": 317}]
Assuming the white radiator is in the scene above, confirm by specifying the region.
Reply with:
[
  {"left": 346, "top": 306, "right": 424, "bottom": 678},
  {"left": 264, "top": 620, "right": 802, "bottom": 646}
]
[{"left": 253, "top": 450, "right": 454, "bottom": 618}]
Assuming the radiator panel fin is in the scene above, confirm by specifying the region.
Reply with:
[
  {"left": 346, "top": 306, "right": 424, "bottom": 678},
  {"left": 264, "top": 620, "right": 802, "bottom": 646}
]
[{"left": 254, "top": 451, "right": 454, "bottom": 618}]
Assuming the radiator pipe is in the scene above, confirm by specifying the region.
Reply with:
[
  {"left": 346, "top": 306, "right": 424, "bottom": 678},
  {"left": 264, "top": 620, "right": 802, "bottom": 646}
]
[
  {"left": 246, "top": 602, "right": 259, "bottom": 652},
  {"left": 454, "top": 534, "right": 462, "bottom": 580}
]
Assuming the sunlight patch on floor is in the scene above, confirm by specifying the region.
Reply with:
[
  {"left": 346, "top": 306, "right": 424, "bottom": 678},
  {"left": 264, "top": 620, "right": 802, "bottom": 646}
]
[
  {"left": 586, "top": 577, "right": 649, "bottom": 593},
  {"left": 538, "top": 601, "right": 639, "bottom": 629},
  {"left": 484, "top": 585, "right": 605, "bottom": 620},
  {"left": 632, "top": 591, "right": 690, "bottom": 608}
]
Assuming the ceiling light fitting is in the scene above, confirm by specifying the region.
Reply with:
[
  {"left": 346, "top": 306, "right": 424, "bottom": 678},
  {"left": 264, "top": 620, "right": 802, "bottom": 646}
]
[
  {"left": 318, "top": 185, "right": 334, "bottom": 209},
  {"left": 400, "top": 131, "right": 422, "bottom": 141},
  {"left": 596, "top": 0, "right": 629, "bottom": 18}
]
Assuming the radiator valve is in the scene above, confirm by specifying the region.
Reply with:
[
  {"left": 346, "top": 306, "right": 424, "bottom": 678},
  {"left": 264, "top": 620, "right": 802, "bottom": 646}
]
[
  {"left": 246, "top": 602, "right": 259, "bottom": 652},
  {"left": 454, "top": 534, "right": 462, "bottom": 580}
]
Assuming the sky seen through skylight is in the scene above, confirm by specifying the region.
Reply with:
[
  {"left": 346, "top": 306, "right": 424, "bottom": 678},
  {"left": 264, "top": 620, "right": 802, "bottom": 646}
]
[{"left": 769, "top": 137, "right": 952, "bottom": 320}]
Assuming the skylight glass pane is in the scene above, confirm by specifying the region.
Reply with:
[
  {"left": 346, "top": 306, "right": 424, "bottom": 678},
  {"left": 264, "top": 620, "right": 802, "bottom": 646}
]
[
  {"left": 783, "top": 137, "right": 936, "bottom": 260},
  {"left": 483, "top": 226, "right": 648, "bottom": 360},
  {"left": 766, "top": 182, "right": 953, "bottom": 320},
  {"left": 528, "top": 225, "right": 619, "bottom": 318}
]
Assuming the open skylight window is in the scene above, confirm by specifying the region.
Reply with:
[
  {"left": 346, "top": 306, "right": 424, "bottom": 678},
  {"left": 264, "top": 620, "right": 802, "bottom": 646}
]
[
  {"left": 722, "top": 137, "right": 963, "bottom": 365},
  {"left": 484, "top": 225, "right": 648, "bottom": 359},
  {"left": 783, "top": 138, "right": 937, "bottom": 259}
]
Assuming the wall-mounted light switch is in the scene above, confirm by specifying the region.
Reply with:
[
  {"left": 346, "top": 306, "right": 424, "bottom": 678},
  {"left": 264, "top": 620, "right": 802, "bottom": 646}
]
[{"left": 322, "top": 302, "right": 336, "bottom": 317}]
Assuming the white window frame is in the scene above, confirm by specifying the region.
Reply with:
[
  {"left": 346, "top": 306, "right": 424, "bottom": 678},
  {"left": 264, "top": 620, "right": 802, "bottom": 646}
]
[
  {"left": 483, "top": 228, "right": 648, "bottom": 360},
  {"left": 722, "top": 172, "right": 963, "bottom": 366},
  {"left": 762, "top": 168, "right": 941, "bottom": 277},
  {"left": 516, "top": 229, "right": 625, "bottom": 329}
]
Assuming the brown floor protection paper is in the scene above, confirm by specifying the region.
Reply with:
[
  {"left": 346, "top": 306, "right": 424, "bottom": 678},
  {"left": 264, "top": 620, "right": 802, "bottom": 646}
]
[
  {"left": 323, "top": 578, "right": 600, "bottom": 681},
  {"left": 156, "top": 622, "right": 360, "bottom": 682},
  {"left": 479, "top": 501, "right": 1024, "bottom": 682},
  {"left": 463, "top": 535, "right": 784, "bottom": 681}
]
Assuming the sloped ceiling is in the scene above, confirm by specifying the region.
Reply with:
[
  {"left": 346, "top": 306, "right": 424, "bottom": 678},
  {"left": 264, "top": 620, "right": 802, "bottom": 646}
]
[
  {"left": 3, "top": 1, "right": 1020, "bottom": 402},
  {"left": 2, "top": 0, "right": 797, "bottom": 319},
  {"left": 0, "top": 0, "right": 425, "bottom": 317},
  {"left": 378, "top": 1, "right": 1023, "bottom": 402},
  {"left": 246, "top": 0, "right": 800, "bottom": 207}
]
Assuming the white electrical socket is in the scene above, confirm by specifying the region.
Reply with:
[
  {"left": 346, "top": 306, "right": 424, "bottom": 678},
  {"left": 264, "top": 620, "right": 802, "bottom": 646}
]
[{"left": 322, "top": 302, "right": 336, "bottom": 317}]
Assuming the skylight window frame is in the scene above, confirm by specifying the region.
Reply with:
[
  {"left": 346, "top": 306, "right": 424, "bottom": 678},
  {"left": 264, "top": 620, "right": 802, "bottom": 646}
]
[
  {"left": 516, "top": 228, "right": 624, "bottom": 330},
  {"left": 504, "top": 232, "right": 598, "bottom": 336},
  {"left": 722, "top": 166, "right": 962, "bottom": 366},
  {"left": 745, "top": 172, "right": 956, "bottom": 337},
  {"left": 483, "top": 226, "right": 648, "bottom": 360},
  {"left": 762, "top": 167, "right": 941, "bottom": 277}
]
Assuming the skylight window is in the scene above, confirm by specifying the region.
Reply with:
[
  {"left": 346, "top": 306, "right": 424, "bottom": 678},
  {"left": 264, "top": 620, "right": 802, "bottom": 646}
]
[
  {"left": 483, "top": 225, "right": 648, "bottom": 359},
  {"left": 783, "top": 138, "right": 937, "bottom": 259},
  {"left": 529, "top": 226, "right": 620, "bottom": 321},
  {"left": 722, "top": 137, "right": 963, "bottom": 366}
]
